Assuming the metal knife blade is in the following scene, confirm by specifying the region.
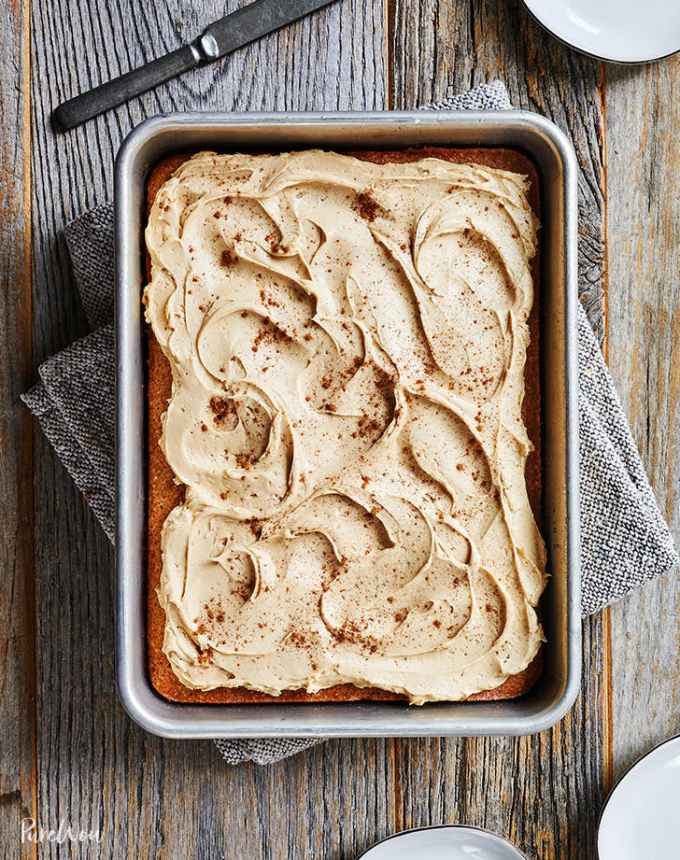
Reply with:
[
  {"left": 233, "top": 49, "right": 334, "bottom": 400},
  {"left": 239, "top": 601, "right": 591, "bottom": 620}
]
[
  {"left": 52, "top": 0, "right": 340, "bottom": 132},
  {"left": 201, "top": 0, "right": 339, "bottom": 58}
]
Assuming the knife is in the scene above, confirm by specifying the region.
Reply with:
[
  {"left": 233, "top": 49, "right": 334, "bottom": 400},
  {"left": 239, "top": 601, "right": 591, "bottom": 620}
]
[{"left": 52, "top": 0, "right": 339, "bottom": 131}]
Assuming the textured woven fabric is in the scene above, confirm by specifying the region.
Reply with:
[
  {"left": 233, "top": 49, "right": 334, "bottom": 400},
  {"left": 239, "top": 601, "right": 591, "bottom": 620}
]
[
  {"left": 22, "top": 325, "right": 115, "bottom": 542},
  {"left": 426, "top": 79, "right": 511, "bottom": 112},
  {"left": 22, "top": 82, "right": 678, "bottom": 765},
  {"left": 213, "top": 736, "right": 321, "bottom": 766}
]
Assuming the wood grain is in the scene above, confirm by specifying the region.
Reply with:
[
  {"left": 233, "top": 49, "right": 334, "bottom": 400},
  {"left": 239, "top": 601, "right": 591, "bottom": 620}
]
[
  {"left": 605, "top": 58, "right": 680, "bottom": 778},
  {"left": 389, "top": 2, "right": 609, "bottom": 857},
  {"left": 0, "top": 0, "right": 37, "bottom": 856}
]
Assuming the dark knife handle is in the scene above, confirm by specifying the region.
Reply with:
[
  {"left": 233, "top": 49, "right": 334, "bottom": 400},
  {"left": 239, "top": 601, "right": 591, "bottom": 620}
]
[{"left": 52, "top": 43, "right": 203, "bottom": 131}]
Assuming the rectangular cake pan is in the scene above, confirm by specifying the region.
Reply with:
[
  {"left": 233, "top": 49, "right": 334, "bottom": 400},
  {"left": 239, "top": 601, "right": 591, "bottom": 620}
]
[{"left": 115, "top": 111, "right": 580, "bottom": 739}]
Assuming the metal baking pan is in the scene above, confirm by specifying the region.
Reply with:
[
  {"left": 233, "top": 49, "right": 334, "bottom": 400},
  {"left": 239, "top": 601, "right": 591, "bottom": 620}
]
[{"left": 115, "top": 111, "right": 580, "bottom": 739}]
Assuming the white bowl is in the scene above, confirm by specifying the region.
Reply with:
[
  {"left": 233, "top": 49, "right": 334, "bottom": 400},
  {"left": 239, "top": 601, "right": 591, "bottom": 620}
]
[
  {"left": 599, "top": 734, "right": 680, "bottom": 858},
  {"left": 359, "top": 826, "right": 528, "bottom": 859},
  {"left": 522, "top": 0, "right": 680, "bottom": 63}
]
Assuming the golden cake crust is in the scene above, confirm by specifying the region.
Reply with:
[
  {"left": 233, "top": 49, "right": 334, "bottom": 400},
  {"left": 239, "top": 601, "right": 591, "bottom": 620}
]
[{"left": 145, "top": 147, "right": 543, "bottom": 704}]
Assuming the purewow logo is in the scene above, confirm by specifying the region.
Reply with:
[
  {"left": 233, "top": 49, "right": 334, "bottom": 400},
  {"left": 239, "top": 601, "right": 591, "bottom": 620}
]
[{"left": 21, "top": 818, "right": 102, "bottom": 845}]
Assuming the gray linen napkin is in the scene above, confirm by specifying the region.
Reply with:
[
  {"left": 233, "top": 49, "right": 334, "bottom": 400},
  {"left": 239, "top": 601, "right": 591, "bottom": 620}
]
[{"left": 23, "top": 82, "right": 679, "bottom": 765}]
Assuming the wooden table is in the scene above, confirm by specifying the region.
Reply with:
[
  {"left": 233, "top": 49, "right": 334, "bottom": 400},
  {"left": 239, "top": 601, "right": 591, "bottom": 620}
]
[{"left": 2, "top": 1, "right": 679, "bottom": 857}]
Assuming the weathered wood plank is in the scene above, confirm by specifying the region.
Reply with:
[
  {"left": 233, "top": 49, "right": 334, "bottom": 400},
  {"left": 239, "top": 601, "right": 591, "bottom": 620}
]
[
  {"left": 0, "top": 0, "right": 37, "bottom": 856},
  {"left": 29, "top": 1, "right": 386, "bottom": 858},
  {"left": 605, "top": 59, "right": 680, "bottom": 778},
  {"left": 390, "top": 2, "right": 609, "bottom": 857}
]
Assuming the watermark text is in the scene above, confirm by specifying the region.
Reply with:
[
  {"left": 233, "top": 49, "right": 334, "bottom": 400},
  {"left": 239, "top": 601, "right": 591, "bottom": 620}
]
[{"left": 21, "top": 818, "right": 102, "bottom": 845}]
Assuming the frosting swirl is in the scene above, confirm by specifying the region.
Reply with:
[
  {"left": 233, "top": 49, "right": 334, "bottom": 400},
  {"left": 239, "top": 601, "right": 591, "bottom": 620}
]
[{"left": 144, "top": 150, "right": 546, "bottom": 703}]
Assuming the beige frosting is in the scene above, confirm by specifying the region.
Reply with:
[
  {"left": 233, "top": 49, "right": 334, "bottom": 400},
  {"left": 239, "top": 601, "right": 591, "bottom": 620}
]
[{"left": 144, "top": 150, "right": 547, "bottom": 704}]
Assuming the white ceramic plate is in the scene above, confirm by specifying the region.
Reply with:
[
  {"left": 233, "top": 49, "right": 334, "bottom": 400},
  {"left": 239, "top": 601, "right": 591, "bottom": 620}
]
[
  {"left": 358, "top": 826, "right": 527, "bottom": 859},
  {"left": 598, "top": 734, "right": 680, "bottom": 858},
  {"left": 522, "top": 0, "right": 680, "bottom": 63}
]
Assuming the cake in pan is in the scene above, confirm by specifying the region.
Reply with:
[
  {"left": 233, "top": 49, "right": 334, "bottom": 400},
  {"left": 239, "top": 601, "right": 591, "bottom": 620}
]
[{"left": 144, "top": 146, "right": 546, "bottom": 705}]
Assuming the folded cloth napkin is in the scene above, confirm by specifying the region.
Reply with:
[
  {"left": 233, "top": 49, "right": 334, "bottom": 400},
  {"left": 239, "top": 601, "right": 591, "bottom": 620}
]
[{"left": 23, "top": 82, "right": 678, "bottom": 765}]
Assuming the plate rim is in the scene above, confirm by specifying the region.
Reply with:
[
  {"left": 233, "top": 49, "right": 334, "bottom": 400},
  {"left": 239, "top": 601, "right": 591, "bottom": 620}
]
[
  {"left": 357, "top": 824, "right": 529, "bottom": 859},
  {"left": 597, "top": 732, "right": 680, "bottom": 858},
  {"left": 520, "top": 0, "right": 680, "bottom": 64}
]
